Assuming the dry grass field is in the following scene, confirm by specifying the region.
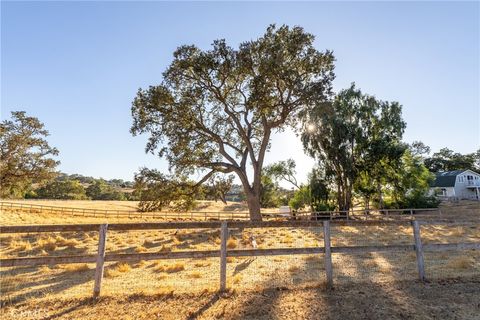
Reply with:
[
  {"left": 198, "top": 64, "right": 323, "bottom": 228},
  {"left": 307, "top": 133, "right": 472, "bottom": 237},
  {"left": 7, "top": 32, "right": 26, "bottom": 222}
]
[
  {"left": 0, "top": 200, "right": 479, "bottom": 319},
  {"left": 0, "top": 199, "right": 267, "bottom": 214}
]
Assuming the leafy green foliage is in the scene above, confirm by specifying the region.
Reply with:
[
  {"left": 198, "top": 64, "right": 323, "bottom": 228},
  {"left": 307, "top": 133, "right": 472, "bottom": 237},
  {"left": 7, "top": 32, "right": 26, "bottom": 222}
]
[
  {"left": 409, "top": 141, "right": 430, "bottom": 158},
  {"left": 424, "top": 147, "right": 479, "bottom": 172},
  {"left": 259, "top": 174, "right": 282, "bottom": 208},
  {"left": 309, "top": 168, "right": 333, "bottom": 211},
  {"left": 264, "top": 159, "right": 299, "bottom": 189},
  {"left": 198, "top": 175, "right": 234, "bottom": 204},
  {"left": 288, "top": 185, "right": 310, "bottom": 210},
  {"left": 36, "top": 180, "right": 87, "bottom": 200},
  {"left": 0, "top": 111, "right": 59, "bottom": 198},
  {"left": 133, "top": 168, "right": 197, "bottom": 212},
  {"left": 86, "top": 180, "right": 126, "bottom": 200},
  {"left": 130, "top": 24, "right": 335, "bottom": 220},
  {"left": 288, "top": 167, "right": 333, "bottom": 212},
  {"left": 387, "top": 150, "right": 439, "bottom": 208},
  {"left": 302, "top": 83, "right": 406, "bottom": 211}
]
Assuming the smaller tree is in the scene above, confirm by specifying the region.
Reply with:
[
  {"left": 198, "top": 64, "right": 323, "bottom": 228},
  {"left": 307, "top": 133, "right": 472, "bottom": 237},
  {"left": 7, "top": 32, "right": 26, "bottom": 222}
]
[
  {"left": 264, "top": 159, "right": 299, "bottom": 189},
  {"left": 308, "top": 167, "right": 333, "bottom": 211},
  {"left": 302, "top": 83, "right": 406, "bottom": 211},
  {"left": 260, "top": 174, "right": 281, "bottom": 208},
  {"left": 389, "top": 150, "right": 439, "bottom": 208},
  {"left": 289, "top": 185, "right": 310, "bottom": 210},
  {"left": 133, "top": 168, "right": 197, "bottom": 212},
  {"left": 86, "top": 180, "right": 125, "bottom": 200},
  {"left": 409, "top": 141, "right": 430, "bottom": 158},
  {"left": 36, "top": 180, "right": 87, "bottom": 200},
  {"left": 0, "top": 111, "right": 59, "bottom": 198},
  {"left": 198, "top": 175, "right": 234, "bottom": 204},
  {"left": 424, "top": 148, "right": 478, "bottom": 172},
  {"left": 288, "top": 167, "right": 332, "bottom": 212}
]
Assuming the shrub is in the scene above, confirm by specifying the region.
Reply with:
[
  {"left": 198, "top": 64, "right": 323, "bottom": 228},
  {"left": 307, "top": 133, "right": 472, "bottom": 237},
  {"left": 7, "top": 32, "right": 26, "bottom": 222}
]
[
  {"left": 154, "top": 262, "right": 185, "bottom": 273},
  {"left": 61, "top": 264, "right": 90, "bottom": 272},
  {"left": 226, "top": 238, "right": 238, "bottom": 249}
]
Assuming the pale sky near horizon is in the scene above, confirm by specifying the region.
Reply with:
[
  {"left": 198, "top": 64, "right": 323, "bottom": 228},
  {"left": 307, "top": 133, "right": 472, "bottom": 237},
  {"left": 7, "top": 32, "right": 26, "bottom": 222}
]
[{"left": 1, "top": 1, "right": 479, "bottom": 185}]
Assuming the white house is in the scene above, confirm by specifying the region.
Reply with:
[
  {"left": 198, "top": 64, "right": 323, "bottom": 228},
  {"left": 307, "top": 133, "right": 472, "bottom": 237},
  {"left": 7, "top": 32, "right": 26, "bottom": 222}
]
[{"left": 430, "top": 169, "right": 480, "bottom": 200}]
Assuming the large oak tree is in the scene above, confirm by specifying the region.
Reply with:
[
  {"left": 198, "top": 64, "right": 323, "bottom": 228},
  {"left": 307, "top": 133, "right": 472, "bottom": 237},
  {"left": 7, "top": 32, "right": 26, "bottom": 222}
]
[
  {"left": 131, "top": 25, "right": 335, "bottom": 220},
  {"left": 0, "top": 111, "right": 59, "bottom": 198}
]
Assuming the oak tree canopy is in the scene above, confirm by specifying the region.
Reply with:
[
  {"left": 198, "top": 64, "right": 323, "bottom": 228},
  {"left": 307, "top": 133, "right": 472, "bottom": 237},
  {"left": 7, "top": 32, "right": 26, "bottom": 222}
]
[{"left": 131, "top": 25, "right": 335, "bottom": 220}]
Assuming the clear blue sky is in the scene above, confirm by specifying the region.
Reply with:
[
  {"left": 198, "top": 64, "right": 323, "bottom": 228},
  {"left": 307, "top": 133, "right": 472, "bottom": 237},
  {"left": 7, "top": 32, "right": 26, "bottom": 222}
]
[{"left": 2, "top": 1, "right": 479, "bottom": 184}]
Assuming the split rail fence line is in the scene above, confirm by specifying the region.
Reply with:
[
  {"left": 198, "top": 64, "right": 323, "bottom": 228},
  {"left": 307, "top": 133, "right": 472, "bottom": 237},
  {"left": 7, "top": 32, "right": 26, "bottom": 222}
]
[
  {"left": 0, "top": 201, "right": 441, "bottom": 221},
  {"left": 1, "top": 220, "right": 479, "bottom": 298}
]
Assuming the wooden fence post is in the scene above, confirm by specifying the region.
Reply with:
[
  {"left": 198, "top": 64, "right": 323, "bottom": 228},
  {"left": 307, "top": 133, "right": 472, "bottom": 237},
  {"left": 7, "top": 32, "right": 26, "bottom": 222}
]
[
  {"left": 323, "top": 221, "right": 333, "bottom": 289},
  {"left": 93, "top": 224, "right": 108, "bottom": 298},
  {"left": 412, "top": 220, "right": 425, "bottom": 281},
  {"left": 220, "top": 221, "right": 228, "bottom": 292}
]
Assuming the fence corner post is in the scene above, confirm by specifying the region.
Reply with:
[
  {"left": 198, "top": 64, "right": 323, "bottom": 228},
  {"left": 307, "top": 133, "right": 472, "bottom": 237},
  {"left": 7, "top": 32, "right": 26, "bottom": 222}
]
[
  {"left": 220, "top": 221, "right": 228, "bottom": 292},
  {"left": 93, "top": 223, "right": 108, "bottom": 299},
  {"left": 323, "top": 221, "right": 333, "bottom": 289},
  {"left": 412, "top": 220, "right": 425, "bottom": 282}
]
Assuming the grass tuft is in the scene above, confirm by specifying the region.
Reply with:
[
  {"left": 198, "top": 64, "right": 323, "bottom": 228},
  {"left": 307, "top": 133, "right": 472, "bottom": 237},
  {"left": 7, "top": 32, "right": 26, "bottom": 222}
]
[
  {"left": 288, "top": 265, "right": 300, "bottom": 273},
  {"left": 62, "top": 264, "right": 90, "bottom": 272},
  {"left": 227, "top": 238, "right": 238, "bottom": 249},
  {"left": 233, "top": 274, "right": 243, "bottom": 284},
  {"left": 446, "top": 256, "right": 474, "bottom": 269},
  {"left": 135, "top": 246, "right": 147, "bottom": 253},
  {"left": 10, "top": 240, "right": 32, "bottom": 252},
  {"left": 36, "top": 237, "right": 57, "bottom": 251},
  {"left": 188, "top": 271, "right": 202, "bottom": 279},
  {"left": 105, "top": 263, "right": 132, "bottom": 278},
  {"left": 154, "top": 262, "right": 185, "bottom": 273}
]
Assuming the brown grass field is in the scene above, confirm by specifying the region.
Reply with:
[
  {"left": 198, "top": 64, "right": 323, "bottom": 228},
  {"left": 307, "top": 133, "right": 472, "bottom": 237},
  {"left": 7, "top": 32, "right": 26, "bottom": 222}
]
[{"left": 0, "top": 200, "right": 479, "bottom": 319}]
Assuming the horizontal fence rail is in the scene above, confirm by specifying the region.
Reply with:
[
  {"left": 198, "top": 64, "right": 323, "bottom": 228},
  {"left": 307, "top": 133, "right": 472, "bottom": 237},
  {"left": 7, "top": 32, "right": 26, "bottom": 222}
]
[
  {"left": 1, "top": 219, "right": 479, "bottom": 298},
  {"left": 1, "top": 219, "right": 477, "bottom": 234}
]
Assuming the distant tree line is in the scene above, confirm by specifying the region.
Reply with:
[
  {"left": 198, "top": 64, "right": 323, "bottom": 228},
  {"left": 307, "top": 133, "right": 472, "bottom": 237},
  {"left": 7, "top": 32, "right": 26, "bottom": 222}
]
[
  {"left": 26, "top": 177, "right": 135, "bottom": 201},
  {"left": 0, "top": 109, "right": 478, "bottom": 211},
  {"left": 0, "top": 111, "right": 135, "bottom": 200}
]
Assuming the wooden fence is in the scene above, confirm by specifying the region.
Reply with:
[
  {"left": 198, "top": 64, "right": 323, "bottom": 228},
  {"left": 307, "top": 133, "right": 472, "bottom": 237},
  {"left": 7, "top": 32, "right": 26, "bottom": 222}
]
[
  {"left": 1, "top": 219, "right": 478, "bottom": 298},
  {"left": 0, "top": 201, "right": 441, "bottom": 221}
]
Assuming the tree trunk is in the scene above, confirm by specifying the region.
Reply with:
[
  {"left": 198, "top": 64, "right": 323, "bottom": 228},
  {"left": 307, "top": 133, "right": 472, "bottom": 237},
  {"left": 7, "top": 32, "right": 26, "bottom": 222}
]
[
  {"left": 246, "top": 191, "right": 262, "bottom": 221},
  {"left": 377, "top": 182, "right": 384, "bottom": 209},
  {"left": 365, "top": 196, "right": 370, "bottom": 210}
]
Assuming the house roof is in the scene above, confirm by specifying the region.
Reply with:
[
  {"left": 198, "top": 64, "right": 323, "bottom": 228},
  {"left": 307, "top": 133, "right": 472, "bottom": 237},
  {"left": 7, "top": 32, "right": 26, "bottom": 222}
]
[{"left": 430, "top": 170, "right": 465, "bottom": 188}]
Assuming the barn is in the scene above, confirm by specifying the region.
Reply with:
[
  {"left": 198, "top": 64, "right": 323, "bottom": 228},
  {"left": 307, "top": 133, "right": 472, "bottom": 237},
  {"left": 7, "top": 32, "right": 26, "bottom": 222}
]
[{"left": 430, "top": 169, "right": 480, "bottom": 200}]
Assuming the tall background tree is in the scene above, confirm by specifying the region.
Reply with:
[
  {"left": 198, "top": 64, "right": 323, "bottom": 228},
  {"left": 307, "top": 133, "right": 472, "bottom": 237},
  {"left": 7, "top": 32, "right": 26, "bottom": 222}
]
[
  {"left": 131, "top": 25, "right": 335, "bottom": 220},
  {"left": 302, "top": 84, "right": 406, "bottom": 211},
  {"left": 0, "top": 111, "right": 59, "bottom": 198}
]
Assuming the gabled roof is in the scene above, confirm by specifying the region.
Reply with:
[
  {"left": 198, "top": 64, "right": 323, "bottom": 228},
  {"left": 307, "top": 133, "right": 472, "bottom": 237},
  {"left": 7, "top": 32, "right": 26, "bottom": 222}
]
[{"left": 430, "top": 170, "right": 465, "bottom": 188}]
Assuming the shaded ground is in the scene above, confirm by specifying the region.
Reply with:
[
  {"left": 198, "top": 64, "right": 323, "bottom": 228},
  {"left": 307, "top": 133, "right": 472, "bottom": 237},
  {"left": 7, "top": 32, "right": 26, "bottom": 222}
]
[{"left": 1, "top": 278, "right": 479, "bottom": 320}]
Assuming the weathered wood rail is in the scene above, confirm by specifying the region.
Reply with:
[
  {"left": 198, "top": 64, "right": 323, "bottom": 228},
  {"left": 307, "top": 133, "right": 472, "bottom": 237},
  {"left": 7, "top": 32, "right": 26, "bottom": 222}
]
[{"left": 1, "top": 220, "right": 478, "bottom": 298}]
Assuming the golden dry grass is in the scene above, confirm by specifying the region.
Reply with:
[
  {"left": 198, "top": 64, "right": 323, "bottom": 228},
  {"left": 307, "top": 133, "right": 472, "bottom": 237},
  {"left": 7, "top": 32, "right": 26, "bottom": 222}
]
[
  {"left": 154, "top": 262, "right": 185, "bottom": 273},
  {"left": 60, "top": 264, "right": 90, "bottom": 272},
  {"left": 226, "top": 238, "right": 238, "bottom": 249},
  {"left": 0, "top": 200, "right": 478, "bottom": 313},
  {"left": 9, "top": 240, "right": 32, "bottom": 252},
  {"left": 446, "top": 256, "right": 475, "bottom": 269},
  {"left": 105, "top": 263, "right": 132, "bottom": 278},
  {"left": 188, "top": 271, "right": 202, "bottom": 279}
]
